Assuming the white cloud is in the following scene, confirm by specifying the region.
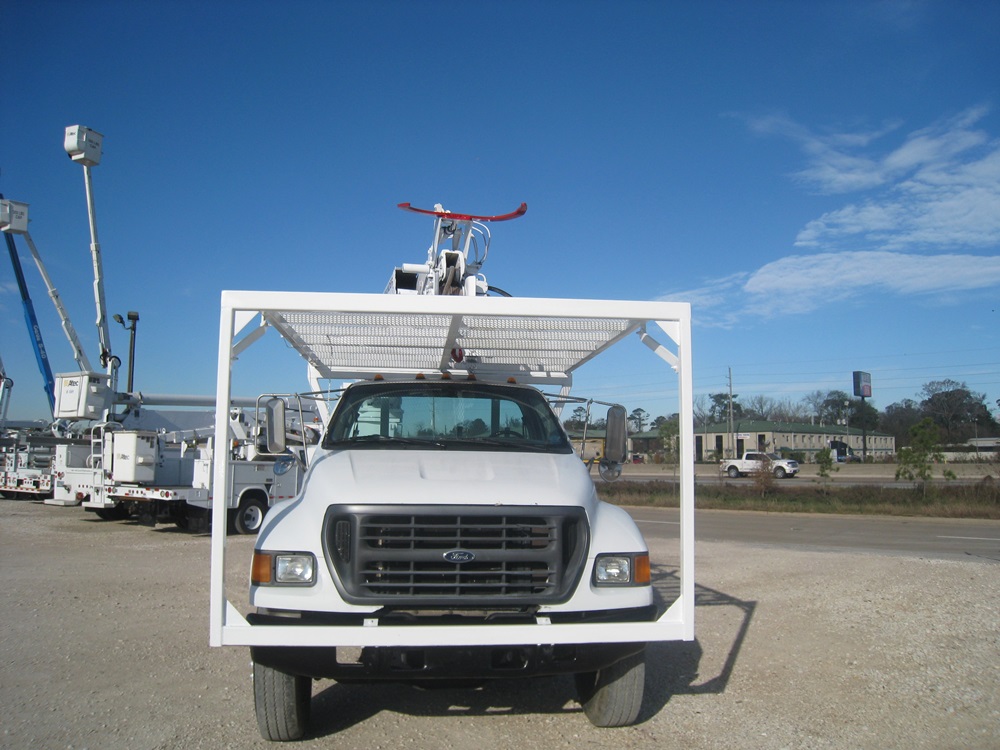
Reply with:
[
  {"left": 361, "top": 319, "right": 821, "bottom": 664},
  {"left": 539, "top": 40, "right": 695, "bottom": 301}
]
[
  {"left": 752, "top": 107, "right": 1000, "bottom": 252},
  {"left": 678, "top": 108, "right": 1000, "bottom": 326},
  {"left": 795, "top": 202, "right": 902, "bottom": 247},
  {"left": 746, "top": 113, "right": 899, "bottom": 192},
  {"left": 794, "top": 144, "right": 1000, "bottom": 250},
  {"left": 666, "top": 251, "right": 1000, "bottom": 324},
  {"left": 763, "top": 106, "right": 994, "bottom": 196},
  {"left": 745, "top": 251, "right": 1000, "bottom": 313},
  {"left": 661, "top": 273, "right": 750, "bottom": 328}
]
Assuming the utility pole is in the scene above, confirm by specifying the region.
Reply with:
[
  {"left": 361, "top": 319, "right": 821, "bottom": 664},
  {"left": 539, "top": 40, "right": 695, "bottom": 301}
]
[
  {"left": 844, "top": 399, "right": 850, "bottom": 460},
  {"left": 728, "top": 367, "right": 734, "bottom": 459},
  {"left": 861, "top": 395, "right": 868, "bottom": 462}
]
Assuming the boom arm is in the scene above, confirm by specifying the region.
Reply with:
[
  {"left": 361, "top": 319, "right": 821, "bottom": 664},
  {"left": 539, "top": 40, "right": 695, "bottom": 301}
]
[
  {"left": 82, "top": 164, "right": 113, "bottom": 369},
  {"left": 22, "top": 231, "right": 94, "bottom": 372},
  {"left": 3, "top": 227, "right": 55, "bottom": 413},
  {"left": 64, "top": 126, "right": 113, "bottom": 373}
]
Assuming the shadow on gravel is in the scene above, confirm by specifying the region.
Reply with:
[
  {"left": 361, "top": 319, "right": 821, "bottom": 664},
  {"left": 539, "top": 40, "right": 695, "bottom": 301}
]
[
  {"left": 307, "top": 675, "right": 582, "bottom": 736},
  {"left": 639, "top": 566, "right": 756, "bottom": 723},
  {"left": 301, "top": 566, "right": 755, "bottom": 739}
]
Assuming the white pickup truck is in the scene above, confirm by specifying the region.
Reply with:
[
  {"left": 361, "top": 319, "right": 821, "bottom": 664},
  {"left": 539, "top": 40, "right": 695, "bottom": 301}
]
[{"left": 721, "top": 451, "right": 799, "bottom": 479}]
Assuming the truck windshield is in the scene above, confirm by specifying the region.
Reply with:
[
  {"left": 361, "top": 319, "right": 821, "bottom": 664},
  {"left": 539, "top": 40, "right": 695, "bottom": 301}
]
[{"left": 323, "top": 382, "right": 574, "bottom": 454}]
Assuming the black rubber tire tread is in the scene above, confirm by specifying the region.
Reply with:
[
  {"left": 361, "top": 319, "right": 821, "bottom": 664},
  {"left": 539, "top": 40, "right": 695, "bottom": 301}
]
[
  {"left": 253, "top": 660, "right": 311, "bottom": 741},
  {"left": 575, "top": 648, "right": 646, "bottom": 727}
]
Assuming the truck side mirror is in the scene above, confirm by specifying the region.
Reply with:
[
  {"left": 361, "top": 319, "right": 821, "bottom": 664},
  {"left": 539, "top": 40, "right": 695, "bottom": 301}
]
[
  {"left": 604, "top": 405, "right": 628, "bottom": 464},
  {"left": 264, "top": 398, "right": 286, "bottom": 454}
]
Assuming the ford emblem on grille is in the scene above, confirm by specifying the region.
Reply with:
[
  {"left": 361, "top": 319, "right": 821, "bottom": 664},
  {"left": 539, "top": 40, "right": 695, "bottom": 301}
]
[{"left": 444, "top": 549, "right": 476, "bottom": 563}]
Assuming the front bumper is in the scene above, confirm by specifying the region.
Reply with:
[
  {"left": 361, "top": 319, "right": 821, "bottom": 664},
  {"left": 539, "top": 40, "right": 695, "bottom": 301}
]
[{"left": 248, "top": 605, "right": 654, "bottom": 680}]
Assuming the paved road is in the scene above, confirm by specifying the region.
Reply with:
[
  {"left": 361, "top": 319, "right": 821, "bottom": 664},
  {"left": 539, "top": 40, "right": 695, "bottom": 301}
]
[{"left": 627, "top": 506, "right": 1000, "bottom": 563}]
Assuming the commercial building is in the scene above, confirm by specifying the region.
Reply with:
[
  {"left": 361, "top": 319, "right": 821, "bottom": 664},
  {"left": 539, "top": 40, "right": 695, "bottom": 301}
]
[
  {"left": 693, "top": 421, "right": 894, "bottom": 462},
  {"left": 570, "top": 421, "right": 895, "bottom": 463}
]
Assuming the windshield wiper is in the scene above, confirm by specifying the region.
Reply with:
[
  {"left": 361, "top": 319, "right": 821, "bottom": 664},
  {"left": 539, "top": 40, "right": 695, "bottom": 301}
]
[
  {"left": 459, "top": 437, "right": 554, "bottom": 452},
  {"left": 335, "top": 435, "right": 447, "bottom": 449}
]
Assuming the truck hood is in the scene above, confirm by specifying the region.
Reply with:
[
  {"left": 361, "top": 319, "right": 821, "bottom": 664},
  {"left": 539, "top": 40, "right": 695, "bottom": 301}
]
[{"left": 301, "top": 448, "right": 595, "bottom": 507}]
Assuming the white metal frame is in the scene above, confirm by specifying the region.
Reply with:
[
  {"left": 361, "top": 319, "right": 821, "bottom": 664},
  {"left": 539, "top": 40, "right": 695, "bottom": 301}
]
[{"left": 210, "top": 291, "right": 694, "bottom": 647}]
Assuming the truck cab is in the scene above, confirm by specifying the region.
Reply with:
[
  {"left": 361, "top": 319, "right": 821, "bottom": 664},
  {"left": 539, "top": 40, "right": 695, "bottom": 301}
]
[{"left": 250, "top": 380, "right": 652, "bottom": 689}]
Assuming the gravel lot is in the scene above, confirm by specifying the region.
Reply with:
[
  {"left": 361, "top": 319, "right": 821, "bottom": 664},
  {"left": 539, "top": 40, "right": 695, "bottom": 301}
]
[{"left": 1, "top": 498, "right": 997, "bottom": 749}]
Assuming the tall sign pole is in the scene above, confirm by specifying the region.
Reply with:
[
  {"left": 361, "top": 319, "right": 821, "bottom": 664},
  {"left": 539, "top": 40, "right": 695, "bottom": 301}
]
[{"left": 853, "top": 371, "right": 872, "bottom": 461}]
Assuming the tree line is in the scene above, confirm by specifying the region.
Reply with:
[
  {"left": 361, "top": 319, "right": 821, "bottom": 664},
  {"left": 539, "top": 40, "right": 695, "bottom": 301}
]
[{"left": 563, "top": 379, "right": 1000, "bottom": 449}]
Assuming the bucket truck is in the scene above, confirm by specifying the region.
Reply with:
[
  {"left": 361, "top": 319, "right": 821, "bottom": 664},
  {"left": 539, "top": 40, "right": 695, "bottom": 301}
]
[{"left": 209, "top": 203, "right": 695, "bottom": 740}]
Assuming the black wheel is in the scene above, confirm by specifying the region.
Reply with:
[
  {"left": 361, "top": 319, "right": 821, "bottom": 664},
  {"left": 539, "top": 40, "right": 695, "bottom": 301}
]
[
  {"left": 575, "top": 648, "right": 645, "bottom": 727},
  {"left": 235, "top": 495, "right": 268, "bottom": 535},
  {"left": 253, "top": 661, "right": 311, "bottom": 741},
  {"left": 726, "top": 465, "right": 740, "bottom": 479},
  {"left": 773, "top": 466, "right": 787, "bottom": 479}
]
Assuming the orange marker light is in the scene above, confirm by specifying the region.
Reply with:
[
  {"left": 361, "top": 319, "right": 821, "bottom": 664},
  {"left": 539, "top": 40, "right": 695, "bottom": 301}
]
[
  {"left": 251, "top": 552, "right": 272, "bottom": 585},
  {"left": 634, "top": 554, "right": 651, "bottom": 585}
]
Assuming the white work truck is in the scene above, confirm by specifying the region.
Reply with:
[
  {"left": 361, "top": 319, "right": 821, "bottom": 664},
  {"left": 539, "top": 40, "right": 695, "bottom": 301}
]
[
  {"left": 0, "top": 432, "right": 54, "bottom": 499},
  {"left": 91, "top": 415, "right": 312, "bottom": 532},
  {"left": 209, "top": 205, "right": 695, "bottom": 741}
]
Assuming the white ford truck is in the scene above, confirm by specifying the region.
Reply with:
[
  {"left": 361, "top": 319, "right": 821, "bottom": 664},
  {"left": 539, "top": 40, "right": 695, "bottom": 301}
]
[
  {"left": 208, "top": 206, "right": 695, "bottom": 741},
  {"left": 721, "top": 451, "right": 799, "bottom": 479}
]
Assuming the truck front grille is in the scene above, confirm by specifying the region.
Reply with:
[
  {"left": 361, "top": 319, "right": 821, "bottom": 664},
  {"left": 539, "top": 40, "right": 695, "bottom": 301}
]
[{"left": 323, "top": 505, "right": 588, "bottom": 606}]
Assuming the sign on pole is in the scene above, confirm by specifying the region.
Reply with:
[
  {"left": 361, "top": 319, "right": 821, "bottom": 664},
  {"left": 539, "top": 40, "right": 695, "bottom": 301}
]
[{"left": 853, "top": 371, "right": 872, "bottom": 398}]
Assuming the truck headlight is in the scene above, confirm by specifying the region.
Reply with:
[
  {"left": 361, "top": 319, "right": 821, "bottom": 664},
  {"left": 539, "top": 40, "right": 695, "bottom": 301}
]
[
  {"left": 594, "top": 553, "right": 650, "bottom": 586},
  {"left": 252, "top": 551, "right": 316, "bottom": 586}
]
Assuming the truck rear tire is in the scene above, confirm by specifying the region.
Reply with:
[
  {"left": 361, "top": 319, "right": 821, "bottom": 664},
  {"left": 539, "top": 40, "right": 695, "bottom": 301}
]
[
  {"left": 253, "top": 660, "right": 311, "bottom": 741},
  {"left": 235, "top": 495, "right": 268, "bottom": 535},
  {"left": 575, "top": 648, "right": 645, "bottom": 727},
  {"left": 726, "top": 465, "right": 740, "bottom": 478}
]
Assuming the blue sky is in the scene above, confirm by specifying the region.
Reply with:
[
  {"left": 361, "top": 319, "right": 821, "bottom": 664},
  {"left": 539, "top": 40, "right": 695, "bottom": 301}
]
[{"left": 2, "top": 0, "right": 999, "bottom": 423}]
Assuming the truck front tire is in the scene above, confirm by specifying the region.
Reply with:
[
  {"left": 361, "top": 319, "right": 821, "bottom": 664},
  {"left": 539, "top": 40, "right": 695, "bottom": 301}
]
[
  {"left": 235, "top": 495, "right": 268, "bottom": 535},
  {"left": 253, "top": 660, "right": 311, "bottom": 741},
  {"left": 574, "top": 648, "right": 645, "bottom": 727}
]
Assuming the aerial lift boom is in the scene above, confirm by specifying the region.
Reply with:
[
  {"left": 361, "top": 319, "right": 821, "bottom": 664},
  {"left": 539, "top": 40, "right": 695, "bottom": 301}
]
[
  {"left": 0, "top": 199, "right": 94, "bottom": 373},
  {"left": 64, "top": 125, "right": 114, "bottom": 374},
  {"left": 21, "top": 230, "right": 94, "bottom": 373},
  {"left": 1, "top": 197, "right": 55, "bottom": 414}
]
